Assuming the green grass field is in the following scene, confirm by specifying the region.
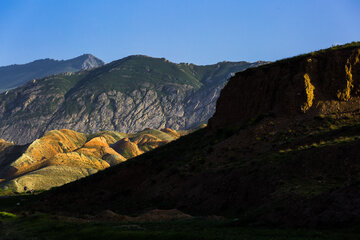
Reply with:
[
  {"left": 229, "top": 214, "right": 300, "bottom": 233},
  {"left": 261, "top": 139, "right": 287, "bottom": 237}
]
[{"left": 1, "top": 210, "right": 359, "bottom": 240}]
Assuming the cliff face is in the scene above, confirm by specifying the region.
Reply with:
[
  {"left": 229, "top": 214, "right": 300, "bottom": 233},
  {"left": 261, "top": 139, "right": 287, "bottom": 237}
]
[
  {"left": 209, "top": 46, "right": 360, "bottom": 128},
  {"left": 0, "top": 56, "right": 265, "bottom": 144}
]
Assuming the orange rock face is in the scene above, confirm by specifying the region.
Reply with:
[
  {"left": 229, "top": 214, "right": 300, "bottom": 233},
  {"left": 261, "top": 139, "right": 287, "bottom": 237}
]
[{"left": 209, "top": 47, "right": 360, "bottom": 128}]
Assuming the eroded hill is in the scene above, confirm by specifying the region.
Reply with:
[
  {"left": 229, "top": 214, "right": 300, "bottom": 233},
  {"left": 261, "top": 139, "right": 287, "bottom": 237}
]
[
  {"left": 31, "top": 42, "right": 360, "bottom": 227},
  {"left": 0, "top": 128, "right": 182, "bottom": 192}
]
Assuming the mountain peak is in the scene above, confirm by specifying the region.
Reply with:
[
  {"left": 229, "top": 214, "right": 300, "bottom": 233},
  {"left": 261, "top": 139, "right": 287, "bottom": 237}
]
[
  {"left": 72, "top": 54, "right": 106, "bottom": 70},
  {"left": 0, "top": 54, "right": 106, "bottom": 91}
]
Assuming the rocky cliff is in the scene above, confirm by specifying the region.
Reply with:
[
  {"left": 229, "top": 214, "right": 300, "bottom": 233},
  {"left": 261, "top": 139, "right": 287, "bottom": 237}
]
[
  {"left": 209, "top": 44, "right": 360, "bottom": 128},
  {"left": 0, "top": 55, "right": 265, "bottom": 144},
  {"left": 0, "top": 54, "right": 105, "bottom": 92}
]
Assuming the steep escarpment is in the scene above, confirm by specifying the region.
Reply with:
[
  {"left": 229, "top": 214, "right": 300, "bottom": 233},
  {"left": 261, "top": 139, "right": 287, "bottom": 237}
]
[
  {"left": 0, "top": 56, "right": 265, "bottom": 144},
  {"left": 32, "top": 42, "right": 360, "bottom": 227},
  {"left": 209, "top": 45, "right": 360, "bottom": 128}
]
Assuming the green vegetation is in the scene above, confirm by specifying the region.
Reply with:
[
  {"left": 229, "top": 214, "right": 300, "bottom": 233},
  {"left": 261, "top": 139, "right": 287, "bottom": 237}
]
[
  {"left": 0, "top": 211, "right": 17, "bottom": 218},
  {"left": 279, "top": 135, "right": 360, "bottom": 153},
  {"left": 329, "top": 41, "right": 360, "bottom": 50},
  {"left": 277, "top": 179, "right": 342, "bottom": 198},
  {"left": 87, "top": 131, "right": 128, "bottom": 143},
  {"left": 130, "top": 129, "right": 177, "bottom": 142},
  {"left": 253, "top": 41, "right": 360, "bottom": 68},
  {"left": 0, "top": 188, "right": 18, "bottom": 196},
  {"left": 0, "top": 212, "right": 359, "bottom": 240},
  {"left": 66, "top": 55, "right": 204, "bottom": 95}
]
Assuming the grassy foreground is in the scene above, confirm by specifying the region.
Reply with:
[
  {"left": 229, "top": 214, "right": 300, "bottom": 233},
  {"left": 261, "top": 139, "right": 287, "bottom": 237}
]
[{"left": 0, "top": 210, "right": 359, "bottom": 240}]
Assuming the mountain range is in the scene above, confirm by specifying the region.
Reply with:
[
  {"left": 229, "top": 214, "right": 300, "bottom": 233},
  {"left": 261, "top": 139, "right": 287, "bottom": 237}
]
[
  {"left": 1, "top": 42, "right": 360, "bottom": 238},
  {"left": 0, "top": 54, "right": 105, "bottom": 92},
  {"left": 0, "top": 55, "right": 266, "bottom": 144},
  {"left": 30, "top": 42, "right": 360, "bottom": 227}
]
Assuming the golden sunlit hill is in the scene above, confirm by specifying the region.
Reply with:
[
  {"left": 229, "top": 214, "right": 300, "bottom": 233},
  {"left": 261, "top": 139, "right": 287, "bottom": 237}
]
[{"left": 0, "top": 128, "right": 182, "bottom": 192}]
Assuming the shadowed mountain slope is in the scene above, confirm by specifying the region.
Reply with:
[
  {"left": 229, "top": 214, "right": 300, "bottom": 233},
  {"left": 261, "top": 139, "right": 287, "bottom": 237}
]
[
  {"left": 32, "top": 42, "right": 360, "bottom": 227},
  {"left": 0, "top": 56, "right": 266, "bottom": 144},
  {"left": 0, "top": 139, "right": 13, "bottom": 152},
  {"left": 0, "top": 54, "right": 105, "bottom": 92}
]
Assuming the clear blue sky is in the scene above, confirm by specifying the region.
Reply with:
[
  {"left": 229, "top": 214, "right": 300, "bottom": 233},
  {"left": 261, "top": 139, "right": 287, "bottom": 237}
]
[{"left": 0, "top": 0, "right": 359, "bottom": 66}]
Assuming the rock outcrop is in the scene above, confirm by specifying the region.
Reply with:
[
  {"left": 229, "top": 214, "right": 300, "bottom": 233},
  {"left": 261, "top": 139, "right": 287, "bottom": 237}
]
[{"left": 209, "top": 46, "right": 360, "bottom": 128}]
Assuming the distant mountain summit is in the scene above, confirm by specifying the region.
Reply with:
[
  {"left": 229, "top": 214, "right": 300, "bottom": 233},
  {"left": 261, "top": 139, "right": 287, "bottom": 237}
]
[
  {"left": 70, "top": 54, "right": 106, "bottom": 70},
  {"left": 0, "top": 54, "right": 105, "bottom": 92}
]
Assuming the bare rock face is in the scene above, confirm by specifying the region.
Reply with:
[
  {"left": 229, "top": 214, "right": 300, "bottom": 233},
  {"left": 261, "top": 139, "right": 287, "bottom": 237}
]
[
  {"left": 209, "top": 47, "right": 360, "bottom": 128},
  {"left": 79, "top": 54, "right": 106, "bottom": 70},
  {"left": 0, "top": 56, "right": 265, "bottom": 144}
]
